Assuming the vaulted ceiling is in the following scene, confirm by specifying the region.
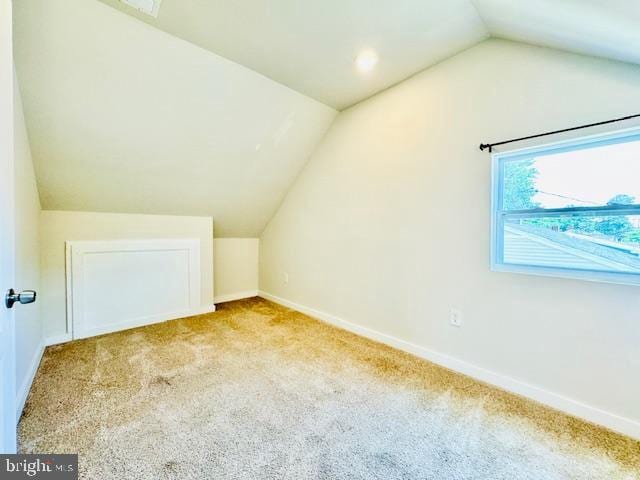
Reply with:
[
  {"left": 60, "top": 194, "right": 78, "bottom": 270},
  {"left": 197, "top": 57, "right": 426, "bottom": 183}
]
[
  {"left": 13, "top": 0, "right": 336, "bottom": 237},
  {"left": 474, "top": 0, "right": 640, "bottom": 67},
  {"left": 96, "top": 0, "right": 640, "bottom": 111},
  {"left": 96, "top": 0, "right": 489, "bottom": 110},
  {"left": 13, "top": 0, "right": 640, "bottom": 236}
]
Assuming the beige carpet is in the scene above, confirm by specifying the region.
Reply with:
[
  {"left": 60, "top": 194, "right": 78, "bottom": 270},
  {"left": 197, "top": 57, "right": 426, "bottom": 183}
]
[{"left": 19, "top": 298, "right": 640, "bottom": 479}]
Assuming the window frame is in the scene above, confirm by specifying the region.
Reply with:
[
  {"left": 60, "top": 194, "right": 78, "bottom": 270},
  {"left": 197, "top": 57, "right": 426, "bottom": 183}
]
[{"left": 491, "top": 126, "right": 640, "bottom": 286}]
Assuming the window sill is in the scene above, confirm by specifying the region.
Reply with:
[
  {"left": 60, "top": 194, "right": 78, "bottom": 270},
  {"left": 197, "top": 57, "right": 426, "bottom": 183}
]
[{"left": 491, "top": 263, "right": 640, "bottom": 287}]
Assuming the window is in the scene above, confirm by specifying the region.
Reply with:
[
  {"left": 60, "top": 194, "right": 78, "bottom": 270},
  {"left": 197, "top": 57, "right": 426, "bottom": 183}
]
[{"left": 492, "top": 127, "right": 640, "bottom": 285}]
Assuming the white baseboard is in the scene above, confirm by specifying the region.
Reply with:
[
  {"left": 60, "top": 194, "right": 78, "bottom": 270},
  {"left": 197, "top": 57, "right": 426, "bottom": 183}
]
[
  {"left": 45, "top": 305, "right": 216, "bottom": 345},
  {"left": 45, "top": 333, "right": 73, "bottom": 346},
  {"left": 74, "top": 304, "right": 218, "bottom": 340},
  {"left": 16, "top": 340, "right": 45, "bottom": 422},
  {"left": 214, "top": 290, "right": 259, "bottom": 304},
  {"left": 190, "top": 305, "right": 217, "bottom": 316},
  {"left": 258, "top": 290, "right": 640, "bottom": 440}
]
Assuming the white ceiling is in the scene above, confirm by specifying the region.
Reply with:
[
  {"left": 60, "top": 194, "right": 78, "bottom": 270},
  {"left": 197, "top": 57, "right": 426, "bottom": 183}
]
[
  {"left": 14, "top": 0, "right": 336, "bottom": 237},
  {"left": 97, "top": 0, "right": 640, "bottom": 110},
  {"left": 14, "top": 0, "right": 640, "bottom": 236},
  {"left": 473, "top": 0, "right": 640, "bottom": 67},
  {"left": 97, "top": 0, "right": 489, "bottom": 110}
]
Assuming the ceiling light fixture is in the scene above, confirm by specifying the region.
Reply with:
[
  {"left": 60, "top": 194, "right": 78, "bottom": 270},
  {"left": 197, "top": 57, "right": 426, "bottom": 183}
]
[{"left": 355, "top": 49, "right": 379, "bottom": 73}]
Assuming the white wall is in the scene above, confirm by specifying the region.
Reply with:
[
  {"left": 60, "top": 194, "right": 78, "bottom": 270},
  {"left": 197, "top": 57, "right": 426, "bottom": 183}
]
[
  {"left": 40, "top": 211, "right": 214, "bottom": 341},
  {"left": 214, "top": 238, "right": 259, "bottom": 303},
  {"left": 260, "top": 39, "right": 640, "bottom": 437},
  {"left": 13, "top": 74, "right": 43, "bottom": 417}
]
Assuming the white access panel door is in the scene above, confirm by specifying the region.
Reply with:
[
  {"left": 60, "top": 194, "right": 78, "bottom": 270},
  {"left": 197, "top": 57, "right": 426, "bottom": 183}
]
[
  {"left": 0, "top": 0, "right": 17, "bottom": 453},
  {"left": 68, "top": 239, "right": 202, "bottom": 340}
]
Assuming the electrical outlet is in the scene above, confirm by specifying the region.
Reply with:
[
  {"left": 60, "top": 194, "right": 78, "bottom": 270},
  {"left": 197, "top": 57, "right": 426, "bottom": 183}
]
[
  {"left": 283, "top": 273, "right": 289, "bottom": 284},
  {"left": 450, "top": 308, "right": 462, "bottom": 327}
]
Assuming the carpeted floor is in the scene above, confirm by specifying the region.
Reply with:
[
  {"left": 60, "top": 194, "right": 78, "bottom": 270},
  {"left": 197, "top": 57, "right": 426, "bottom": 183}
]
[{"left": 19, "top": 298, "right": 640, "bottom": 479}]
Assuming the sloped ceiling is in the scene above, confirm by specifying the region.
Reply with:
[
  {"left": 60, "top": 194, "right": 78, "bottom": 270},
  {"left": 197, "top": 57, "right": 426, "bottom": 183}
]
[
  {"left": 96, "top": 0, "right": 489, "bottom": 110},
  {"left": 473, "top": 0, "right": 640, "bottom": 66},
  {"left": 14, "top": 0, "right": 640, "bottom": 236},
  {"left": 97, "top": 0, "right": 640, "bottom": 110},
  {"left": 13, "top": 0, "right": 336, "bottom": 237}
]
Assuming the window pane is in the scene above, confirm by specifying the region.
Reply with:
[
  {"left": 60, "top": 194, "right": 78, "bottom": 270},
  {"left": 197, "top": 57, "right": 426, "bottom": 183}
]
[
  {"left": 503, "top": 140, "right": 640, "bottom": 211},
  {"left": 503, "top": 215, "right": 640, "bottom": 273}
]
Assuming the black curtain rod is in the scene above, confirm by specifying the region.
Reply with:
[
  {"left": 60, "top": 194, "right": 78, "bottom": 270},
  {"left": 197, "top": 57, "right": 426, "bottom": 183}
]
[{"left": 479, "top": 113, "right": 640, "bottom": 153}]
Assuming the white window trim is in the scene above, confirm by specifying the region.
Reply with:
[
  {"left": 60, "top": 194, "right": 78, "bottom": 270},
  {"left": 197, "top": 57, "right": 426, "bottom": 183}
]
[{"left": 491, "top": 125, "right": 640, "bottom": 287}]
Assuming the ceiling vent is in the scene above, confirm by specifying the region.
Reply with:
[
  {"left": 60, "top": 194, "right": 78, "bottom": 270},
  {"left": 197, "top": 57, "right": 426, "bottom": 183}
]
[{"left": 119, "top": 0, "right": 162, "bottom": 18}]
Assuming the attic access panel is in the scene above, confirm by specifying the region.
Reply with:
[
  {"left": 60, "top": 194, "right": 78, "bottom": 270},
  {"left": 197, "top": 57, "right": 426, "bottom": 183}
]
[{"left": 119, "top": 0, "right": 162, "bottom": 17}]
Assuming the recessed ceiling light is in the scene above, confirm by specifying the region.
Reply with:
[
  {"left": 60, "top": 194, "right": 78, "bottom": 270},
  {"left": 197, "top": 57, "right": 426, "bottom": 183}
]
[
  {"left": 119, "top": 0, "right": 162, "bottom": 17},
  {"left": 355, "top": 49, "right": 379, "bottom": 73}
]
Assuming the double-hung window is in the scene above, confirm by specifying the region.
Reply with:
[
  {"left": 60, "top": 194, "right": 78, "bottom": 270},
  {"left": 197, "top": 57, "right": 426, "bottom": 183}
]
[{"left": 492, "top": 127, "right": 640, "bottom": 285}]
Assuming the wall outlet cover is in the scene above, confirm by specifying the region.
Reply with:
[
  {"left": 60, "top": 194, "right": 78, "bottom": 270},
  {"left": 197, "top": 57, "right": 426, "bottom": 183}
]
[{"left": 450, "top": 308, "right": 462, "bottom": 327}]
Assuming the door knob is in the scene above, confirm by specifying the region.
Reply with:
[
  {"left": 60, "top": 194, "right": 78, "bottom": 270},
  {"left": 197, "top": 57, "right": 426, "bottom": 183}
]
[{"left": 5, "top": 289, "right": 37, "bottom": 309}]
